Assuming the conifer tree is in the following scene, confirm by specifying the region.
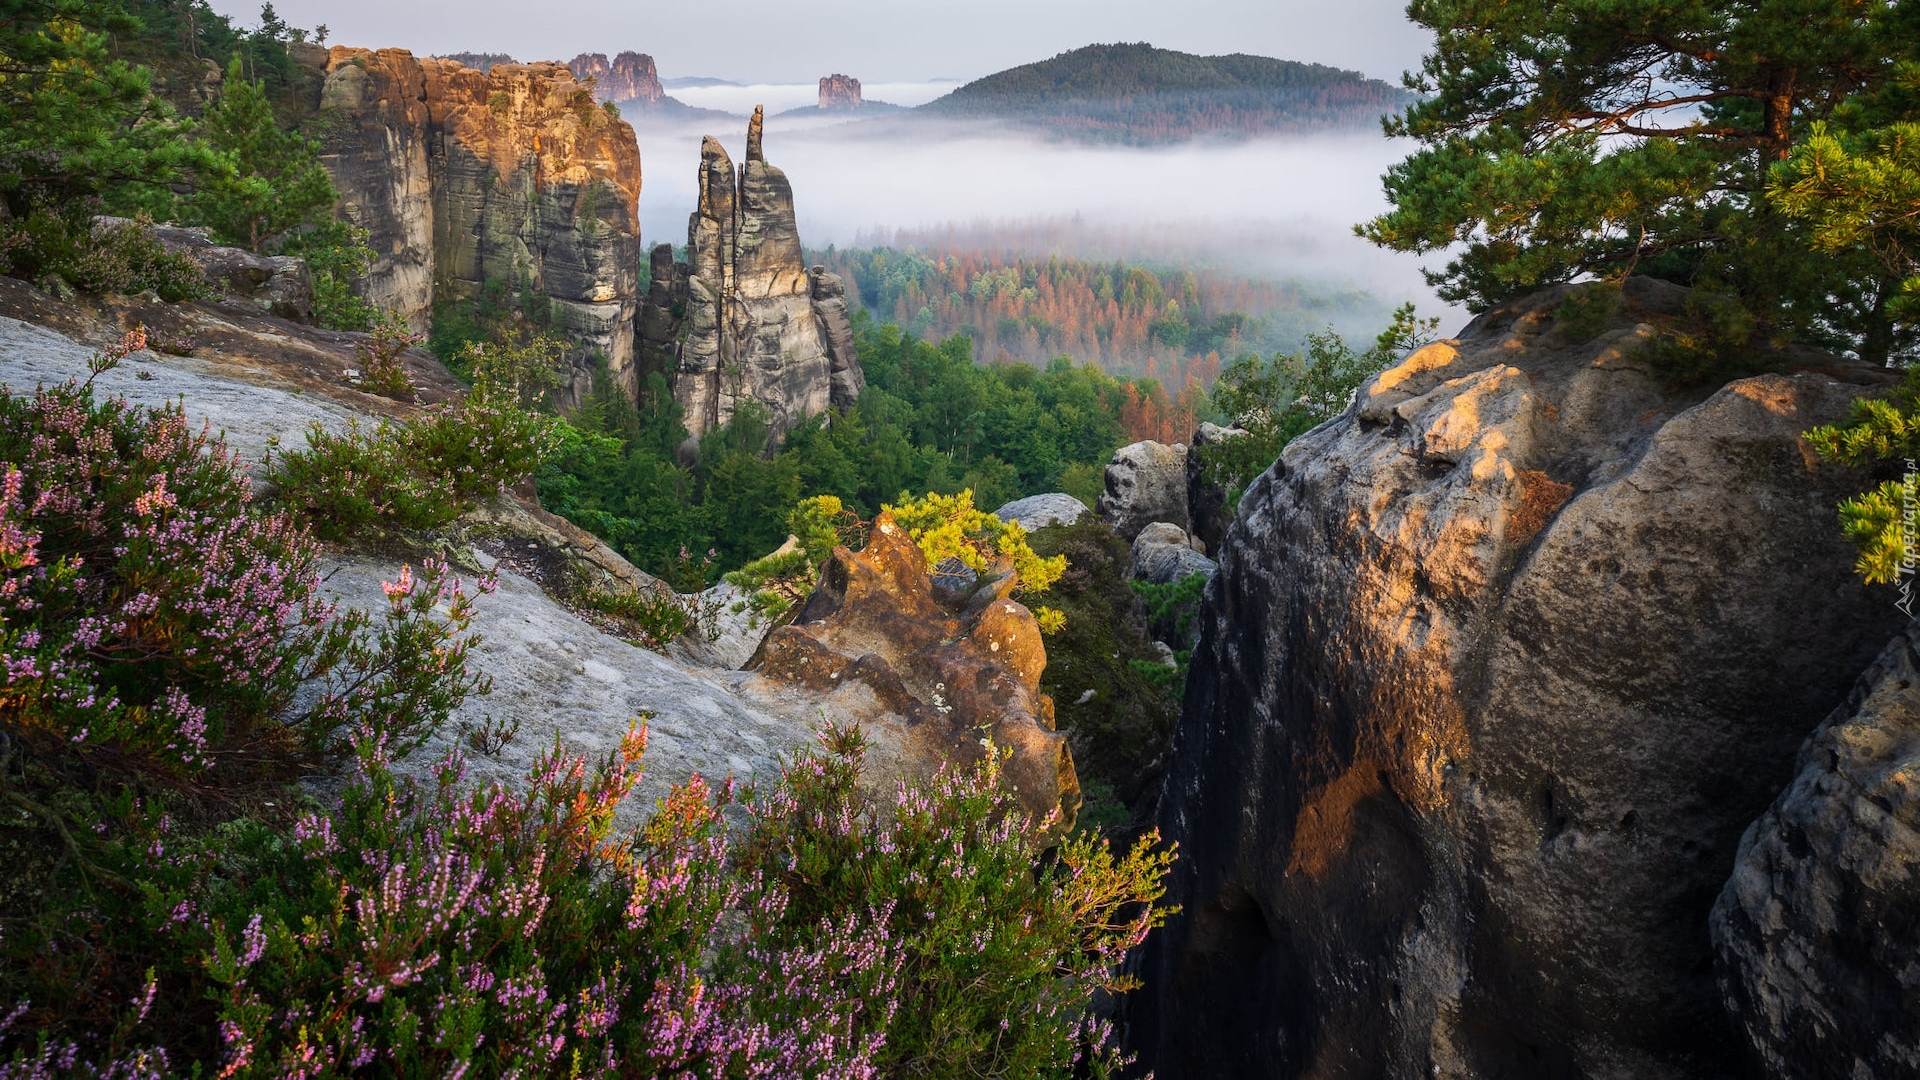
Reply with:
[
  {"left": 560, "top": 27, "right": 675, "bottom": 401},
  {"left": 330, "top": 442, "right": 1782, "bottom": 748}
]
[{"left": 192, "top": 56, "right": 335, "bottom": 251}]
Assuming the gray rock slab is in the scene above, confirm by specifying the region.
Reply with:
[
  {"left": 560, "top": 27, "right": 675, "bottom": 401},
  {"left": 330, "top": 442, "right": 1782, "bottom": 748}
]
[{"left": 994, "top": 492, "right": 1090, "bottom": 532}]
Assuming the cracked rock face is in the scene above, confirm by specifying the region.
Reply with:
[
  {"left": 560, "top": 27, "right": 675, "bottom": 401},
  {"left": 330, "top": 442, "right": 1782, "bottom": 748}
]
[
  {"left": 1132, "top": 278, "right": 1905, "bottom": 1079},
  {"left": 1711, "top": 625, "right": 1920, "bottom": 1077},
  {"left": 737, "top": 513, "right": 1080, "bottom": 830},
  {"left": 317, "top": 48, "right": 642, "bottom": 408}
]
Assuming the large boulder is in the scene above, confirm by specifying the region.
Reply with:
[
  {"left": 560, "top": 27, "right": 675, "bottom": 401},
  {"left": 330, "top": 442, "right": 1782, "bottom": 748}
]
[
  {"left": 1132, "top": 278, "right": 1905, "bottom": 1079},
  {"left": 101, "top": 220, "right": 316, "bottom": 324},
  {"left": 1711, "top": 624, "right": 1920, "bottom": 1077},
  {"left": 733, "top": 513, "right": 1080, "bottom": 830},
  {"left": 1128, "top": 521, "right": 1216, "bottom": 586},
  {"left": 1097, "top": 439, "right": 1189, "bottom": 542},
  {"left": 994, "top": 493, "right": 1090, "bottom": 532}
]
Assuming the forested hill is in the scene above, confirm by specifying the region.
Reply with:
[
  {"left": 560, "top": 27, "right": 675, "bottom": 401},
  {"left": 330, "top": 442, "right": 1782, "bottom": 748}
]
[{"left": 917, "top": 42, "right": 1412, "bottom": 142}]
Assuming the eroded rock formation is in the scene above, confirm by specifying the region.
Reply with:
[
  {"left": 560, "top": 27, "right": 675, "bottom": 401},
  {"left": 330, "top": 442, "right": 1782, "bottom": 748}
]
[
  {"left": 1133, "top": 278, "right": 1905, "bottom": 1078},
  {"left": 316, "top": 48, "right": 643, "bottom": 407},
  {"left": 568, "top": 52, "right": 664, "bottom": 106},
  {"left": 733, "top": 513, "right": 1080, "bottom": 829},
  {"left": 819, "top": 74, "right": 863, "bottom": 110},
  {"left": 637, "top": 109, "right": 862, "bottom": 436},
  {"left": 1711, "top": 624, "right": 1920, "bottom": 1076}
]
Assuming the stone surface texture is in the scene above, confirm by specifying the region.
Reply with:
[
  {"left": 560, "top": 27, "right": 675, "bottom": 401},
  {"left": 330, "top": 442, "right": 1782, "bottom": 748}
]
[
  {"left": 567, "top": 51, "right": 663, "bottom": 106},
  {"left": 1128, "top": 521, "right": 1217, "bottom": 586},
  {"left": 993, "top": 493, "right": 1091, "bottom": 532},
  {"left": 736, "top": 514, "right": 1081, "bottom": 829},
  {"left": 1711, "top": 624, "right": 1920, "bottom": 1078},
  {"left": 636, "top": 111, "right": 862, "bottom": 437},
  {"left": 317, "top": 48, "right": 642, "bottom": 407},
  {"left": 818, "top": 74, "right": 863, "bottom": 109},
  {"left": 1098, "top": 439, "right": 1190, "bottom": 542},
  {"left": 1132, "top": 278, "right": 1907, "bottom": 1079},
  {"left": 1187, "top": 421, "right": 1248, "bottom": 553}
]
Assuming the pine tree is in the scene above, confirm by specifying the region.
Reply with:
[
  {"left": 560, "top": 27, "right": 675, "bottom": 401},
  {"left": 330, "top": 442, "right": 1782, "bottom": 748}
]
[{"left": 192, "top": 56, "right": 335, "bottom": 251}]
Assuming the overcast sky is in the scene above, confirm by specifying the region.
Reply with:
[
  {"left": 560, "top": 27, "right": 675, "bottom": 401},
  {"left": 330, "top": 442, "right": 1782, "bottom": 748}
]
[{"left": 207, "top": 0, "right": 1431, "bottom": 85}]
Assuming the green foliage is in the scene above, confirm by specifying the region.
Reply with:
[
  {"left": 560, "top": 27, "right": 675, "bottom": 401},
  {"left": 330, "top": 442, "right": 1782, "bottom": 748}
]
[
  {"left": 276, "top": 221, "right": 377, "bottom": 331},
  {"left": 723, "top": 495, "right": 865, "bottom": 625},
  {"left": 459, "top": 330, "right": 568, "bottom": 410},
  {"left": 0, "top": 207, "right": 213, "bottom": 301},
  {"left": 1806, "top": 367, "right": 1920, "bottom": 584},
  {"left": 1364, "top": 0, "right": 1918, "bottom": 360},
  {"left": 1131, "top": 569, "right": 1210, "bottom": 647},
  {"left": 192, "top": 57, "right": 336, "bottom": 251},
  {"left": 269, "top": 389, "right": 562, "bottom": 540},
  {"left": 1199, "top": 303, "right": 1437, "bottom": 504},
  {"left": 1025, "top": 518, "right": 1182, "bottom": 831},
  {"left": 350, "top": 314, "right": 423, "bottom": 401},
  {"left": 739, "top": 723, "right": 1176, "bottom": 1079},
  {"left": 573, "top": 582, "right": 721, "bottom": 652},
  {"left": 884, "top": 489, "right": 1067, "bottom": 630}
]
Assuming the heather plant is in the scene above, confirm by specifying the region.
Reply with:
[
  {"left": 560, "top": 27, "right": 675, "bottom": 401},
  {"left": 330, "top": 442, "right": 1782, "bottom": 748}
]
[
  {"left": 0, "top": 203, "right": 213, "bottom": 304},
  {"left": 351, "top": 315, "right": 423, "bottom": 402},
  {"left": 738, "top": 724, "right": 1176, "bottom": 1079},
  {"left": 268, "top": 388, "right": 562, "bottom": 539},
  {"left": 574, "top": 581, "right": 722, "bottom": 653}
]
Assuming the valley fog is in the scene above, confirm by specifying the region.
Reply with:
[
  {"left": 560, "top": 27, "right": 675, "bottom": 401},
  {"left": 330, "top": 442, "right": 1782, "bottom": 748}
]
[{"left": 628, "top": 110, "right": 1458, "bottom": 333}]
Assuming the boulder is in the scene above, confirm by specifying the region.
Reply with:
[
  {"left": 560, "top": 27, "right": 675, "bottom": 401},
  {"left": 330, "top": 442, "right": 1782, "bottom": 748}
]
[
  {"left": 1187, "top": 421, "right": 1249, "bottom": 553},
  {"left": 1129, "top": 521, "right": 1216, "bottom": 586},
  {"left": 994, "top": 493, "right": 1090, "bottom": 532},
  {"left": 1097, "top": 440, "right": 1188, "bottom": 542},
  {"left": 1711, "top": 624, "right": 1920, "bottom": 1076},
  {"left": 105, "top": 220, "right": 316, "bottom": 324},
  {"left": 1132, "top": 278, "right": 1905, "bottom": 1079},
  {"left": 734, "top": 513, "right": 1080, "bottom": 830}
]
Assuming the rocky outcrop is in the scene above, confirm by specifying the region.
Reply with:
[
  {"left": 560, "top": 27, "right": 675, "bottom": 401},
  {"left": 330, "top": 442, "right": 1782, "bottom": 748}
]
[
  {"left": 1711, "top": 625, "right": 1920, "bottom": 1077},
  {"left": 1097, "top": 439, "right": 1189, "bottom": 542},
  {"left": 819, "top": 74, "right": 863, "bottom": 110},
  {"left": 1186, "top": 421, "right": 1247, "bottom": 553},
  {"left": 568, "top": 52, "right": 664, "bottom": 106},
  {"left": 638, "top": 109, "right": 863, "bottom": 437},
  {"left": 994, "top": 493, "right": 1090, "bottom": 532},
  {"left": 1132, "top": 279, "right": 1906, "bottom": 1079},
  {"left": 1128, "top": 522, "right": 1215, "bottom": 586},
  {"left": 105, "top": 220, "right": 316, "bottom": 324},
  {"left": 734, "top": 513, "right": 1080, "bottom": 829},
  {"left": 317, "top": 48, "right": 643, "bottom": 407}
]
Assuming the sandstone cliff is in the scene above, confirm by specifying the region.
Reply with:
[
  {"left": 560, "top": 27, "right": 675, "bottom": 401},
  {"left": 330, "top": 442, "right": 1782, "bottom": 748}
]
[
  {"left": 1132, "top": 278, "right": 1905, "bottom": 1078},
  {"left": 568, "top": 52, "right": 664, "bottom": 106},
  {"left": 819, "top": 74, "right": 863, "bottom": 110},
  {"left": 637, "top": 109, "right": 862, "bottom": 437},
  {"left": 315, "top": 48, "right": 643, "bottom": 407}
]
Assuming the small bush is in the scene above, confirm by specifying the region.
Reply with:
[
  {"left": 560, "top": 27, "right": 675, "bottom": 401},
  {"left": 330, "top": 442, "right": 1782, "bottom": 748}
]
[
  {"left": 0, "top": 201, "right": 213, "bottom": 303},
  {"left": 268, "top": 390, "right": 562, "bottom": 539},
  {"left": 278, "top": 221, "right": 377, "bottom": 332},
  {"left": 350, "top": 314, "right": 423, "bottom": 401},
  {"left": 883, "top": 489, "right": 1068, "bottom": 631},
  {"left": 575, "top": 581, "right": 721, "bottom": 652}
]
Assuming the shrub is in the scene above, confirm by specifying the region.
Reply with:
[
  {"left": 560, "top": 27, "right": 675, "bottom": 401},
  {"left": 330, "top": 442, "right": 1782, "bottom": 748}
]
[
  {"left": 575, "top": 582, "right": 722, "bottom": 653},
  {"left": 725, "top": 496, "right": 865, "bottom": 625},
  {"left": 351, "top": 314, "right": 423, "bottom": 401},
  {"left": 0, "top": 202, "right": 213, "bottom": 303},
  {"left": 278, "top": 222, "right": 377, "bottom": 332},
  {"left": 738, "top": 723, "right": 1175, "bottom": 1079},
  {"left": 883, "top": 490, "right": 1067, "bottom": 631},
  {"left": 268, "top": 389, "right": 562, "bottom": 539}
]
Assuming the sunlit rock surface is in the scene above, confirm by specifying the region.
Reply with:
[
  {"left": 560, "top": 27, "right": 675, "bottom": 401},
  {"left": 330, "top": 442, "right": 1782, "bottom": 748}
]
[
  {"left": 1133, "top": 278, "right": 1905, "bottom": 1079},
  {"left": 317, "top": 48, "right": 642, "bottom": 407}
]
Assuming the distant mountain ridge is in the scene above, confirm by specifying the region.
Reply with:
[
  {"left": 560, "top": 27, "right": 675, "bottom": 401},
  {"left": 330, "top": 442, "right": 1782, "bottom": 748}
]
[{"left": 918, "top": 42, "right": 1413, "bottom": 142}]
